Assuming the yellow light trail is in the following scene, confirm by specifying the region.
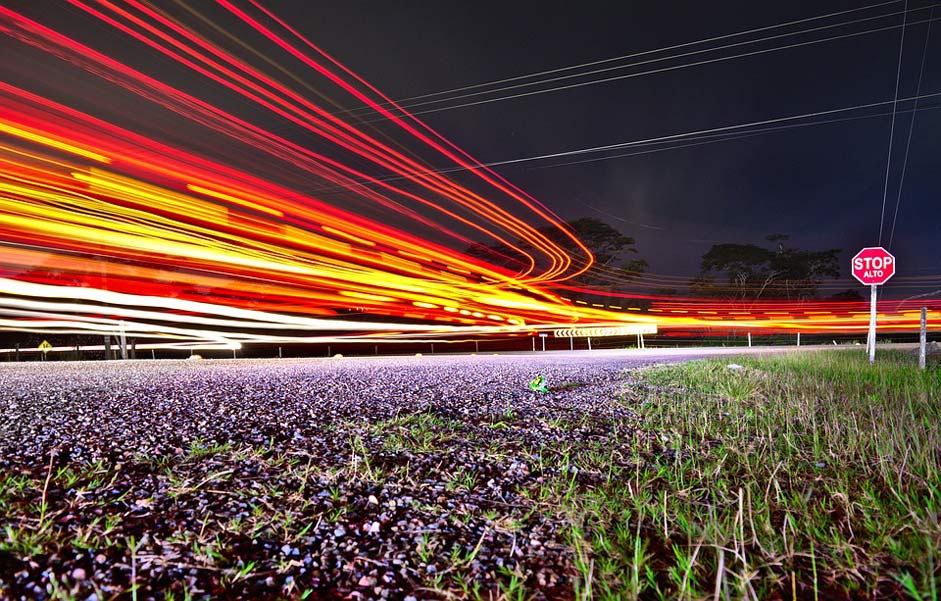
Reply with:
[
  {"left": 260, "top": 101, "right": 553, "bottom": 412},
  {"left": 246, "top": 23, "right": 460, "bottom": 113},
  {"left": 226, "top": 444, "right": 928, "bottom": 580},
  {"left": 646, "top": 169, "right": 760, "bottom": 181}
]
[{"left": 0, "top": 2, "right": 935, "bottom": 348}]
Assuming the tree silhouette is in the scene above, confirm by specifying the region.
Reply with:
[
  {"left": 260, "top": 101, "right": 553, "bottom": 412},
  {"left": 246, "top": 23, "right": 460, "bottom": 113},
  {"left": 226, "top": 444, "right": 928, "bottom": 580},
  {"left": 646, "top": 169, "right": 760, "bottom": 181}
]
[{"left": 691, "top": 234, "right": 840, "bottom": 300}]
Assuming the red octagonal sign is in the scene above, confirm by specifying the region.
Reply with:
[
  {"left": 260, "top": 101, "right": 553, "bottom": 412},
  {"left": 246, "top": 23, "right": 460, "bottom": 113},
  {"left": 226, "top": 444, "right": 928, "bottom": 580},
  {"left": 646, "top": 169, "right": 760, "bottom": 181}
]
[{"left": 852, "top": 247, "right": 896, "bottom": 286}]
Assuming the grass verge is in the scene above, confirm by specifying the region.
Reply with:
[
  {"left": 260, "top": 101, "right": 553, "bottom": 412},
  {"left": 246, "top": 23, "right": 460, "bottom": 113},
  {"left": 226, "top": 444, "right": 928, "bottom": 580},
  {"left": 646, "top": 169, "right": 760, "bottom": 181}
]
[{"left": 566, "top": 350, "right": 940, "bottom": 600}]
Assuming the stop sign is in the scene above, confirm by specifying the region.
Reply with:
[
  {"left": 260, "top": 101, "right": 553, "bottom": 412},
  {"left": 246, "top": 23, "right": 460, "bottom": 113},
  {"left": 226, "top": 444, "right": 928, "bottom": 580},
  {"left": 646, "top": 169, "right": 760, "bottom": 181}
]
[{"left": 852, "top": 247, "right": 896, "bottom": 285}]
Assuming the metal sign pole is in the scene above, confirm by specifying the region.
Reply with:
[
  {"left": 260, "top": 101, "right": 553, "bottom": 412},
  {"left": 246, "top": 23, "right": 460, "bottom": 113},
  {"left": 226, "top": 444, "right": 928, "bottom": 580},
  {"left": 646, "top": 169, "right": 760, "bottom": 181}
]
[{"left": 868, "top": 284, "right": 878, "bottom": 364}]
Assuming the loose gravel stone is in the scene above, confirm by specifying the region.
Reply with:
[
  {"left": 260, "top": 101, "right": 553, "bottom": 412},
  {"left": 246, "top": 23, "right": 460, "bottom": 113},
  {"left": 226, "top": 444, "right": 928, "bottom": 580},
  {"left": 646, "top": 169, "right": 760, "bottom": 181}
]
[{"left": 0, "top": 353, "right": 700, "bottom": 599}]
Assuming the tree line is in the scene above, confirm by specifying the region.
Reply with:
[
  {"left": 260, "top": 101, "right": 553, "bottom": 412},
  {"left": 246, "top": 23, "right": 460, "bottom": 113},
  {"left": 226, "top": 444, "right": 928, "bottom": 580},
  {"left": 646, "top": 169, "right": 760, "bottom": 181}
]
[{"left": 469, "top": 218, "right": 855, "bottom": 301}]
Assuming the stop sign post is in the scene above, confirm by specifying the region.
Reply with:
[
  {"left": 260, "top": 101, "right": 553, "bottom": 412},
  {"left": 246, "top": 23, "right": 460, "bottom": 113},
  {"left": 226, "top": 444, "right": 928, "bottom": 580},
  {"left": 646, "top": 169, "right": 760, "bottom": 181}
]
[{"left": 851, "top": 247, "right": 896, "bottom": 364}]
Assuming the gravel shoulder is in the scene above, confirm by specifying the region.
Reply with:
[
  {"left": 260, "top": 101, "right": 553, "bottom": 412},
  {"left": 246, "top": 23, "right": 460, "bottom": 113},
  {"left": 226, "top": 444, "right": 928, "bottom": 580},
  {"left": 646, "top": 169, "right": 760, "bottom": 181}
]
[{"left": 0, "top": 352, "right": 705, "bottom": 600}]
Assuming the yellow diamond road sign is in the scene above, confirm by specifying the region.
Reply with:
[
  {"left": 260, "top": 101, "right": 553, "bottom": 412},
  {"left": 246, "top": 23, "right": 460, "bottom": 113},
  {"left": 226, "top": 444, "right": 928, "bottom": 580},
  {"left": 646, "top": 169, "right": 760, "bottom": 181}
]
[{"left": 38, "top": 340, "right": 53, "bottom": 352}]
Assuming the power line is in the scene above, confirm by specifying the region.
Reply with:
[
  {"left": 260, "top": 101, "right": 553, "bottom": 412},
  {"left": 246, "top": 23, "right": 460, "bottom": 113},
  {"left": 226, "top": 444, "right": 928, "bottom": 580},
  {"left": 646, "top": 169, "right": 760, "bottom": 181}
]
[
  {"left": 889, "top": 7, "right": 934, "bottom": 249},
  {"left": 463, "top": 92, "right": 941, "bottom": 170},
  {"left": 533, "top": 103, "right": 941, "bottom": 170},
  {"left": 308, "top": 93, "right": 941, "bottom": 193},
  {"left": 348, "top": 3, "right": 925, "bottom": 118},
  {"left": 342, "top": 1, "right": 902, "bottom": 111},
  {"left": 358, "top": 12, "right": 941, "bottom": 124},
  {"left": 878, "top": 0, "right": 910, "bottom": 245}
]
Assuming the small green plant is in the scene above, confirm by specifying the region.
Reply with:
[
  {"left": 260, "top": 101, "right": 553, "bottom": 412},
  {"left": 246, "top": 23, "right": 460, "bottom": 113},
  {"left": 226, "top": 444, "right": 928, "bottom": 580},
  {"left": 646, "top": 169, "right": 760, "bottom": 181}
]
[
  {"left": 446, "top": 467, "right": 477, "bottom": 491},
  {"left": 416, "top": 533, "right": 437, "bottom": 565},
  {"left": 497, "top": 565, "right": 529, "bottom": 601}
]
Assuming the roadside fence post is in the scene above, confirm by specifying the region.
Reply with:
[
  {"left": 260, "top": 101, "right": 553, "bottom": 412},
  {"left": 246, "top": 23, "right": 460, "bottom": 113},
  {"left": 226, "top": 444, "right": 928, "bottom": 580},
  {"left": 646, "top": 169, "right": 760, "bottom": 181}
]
[{"left": 920, "top": 307, "right": 928, "bottom": 370}]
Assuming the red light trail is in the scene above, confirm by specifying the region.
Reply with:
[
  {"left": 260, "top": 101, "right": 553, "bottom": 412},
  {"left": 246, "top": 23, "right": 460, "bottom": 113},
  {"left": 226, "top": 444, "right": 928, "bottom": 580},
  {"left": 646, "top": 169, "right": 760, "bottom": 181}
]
[{"left": 0, "top": 2, "right": 935, "bottom": 351}]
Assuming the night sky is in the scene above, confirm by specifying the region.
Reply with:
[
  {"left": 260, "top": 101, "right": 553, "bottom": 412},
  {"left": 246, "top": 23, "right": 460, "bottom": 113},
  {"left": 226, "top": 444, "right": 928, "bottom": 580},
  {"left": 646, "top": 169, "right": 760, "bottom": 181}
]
[
  {"left": 270, "top": 0, "right": 941, "bottom": 292},
  {"left": 4, "top": 0, "right": 940, "bottom": 297}
]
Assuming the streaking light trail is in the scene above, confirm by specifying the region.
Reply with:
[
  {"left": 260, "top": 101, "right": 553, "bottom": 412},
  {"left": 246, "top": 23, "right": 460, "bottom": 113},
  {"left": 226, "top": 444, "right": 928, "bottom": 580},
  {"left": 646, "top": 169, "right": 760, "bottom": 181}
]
[{"left": 0, "top": 2, "right": 934, "bottom": 350}]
